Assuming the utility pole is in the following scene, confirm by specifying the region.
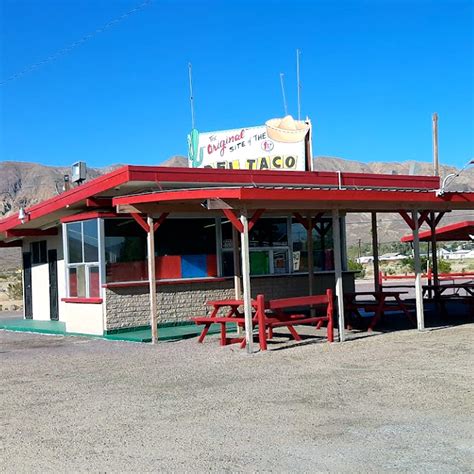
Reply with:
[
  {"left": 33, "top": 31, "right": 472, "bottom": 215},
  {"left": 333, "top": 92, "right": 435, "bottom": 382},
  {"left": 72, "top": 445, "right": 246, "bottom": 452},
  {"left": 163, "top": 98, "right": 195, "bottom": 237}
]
[{"left": 432, "top": 113, "right": 439, "bottom": 176}]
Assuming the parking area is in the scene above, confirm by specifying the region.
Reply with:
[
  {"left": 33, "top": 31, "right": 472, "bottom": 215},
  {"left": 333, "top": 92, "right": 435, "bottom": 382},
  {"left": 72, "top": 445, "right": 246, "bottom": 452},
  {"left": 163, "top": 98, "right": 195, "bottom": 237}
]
[{"left": 1, "top": 324, "right": 472, "bottom": 472}]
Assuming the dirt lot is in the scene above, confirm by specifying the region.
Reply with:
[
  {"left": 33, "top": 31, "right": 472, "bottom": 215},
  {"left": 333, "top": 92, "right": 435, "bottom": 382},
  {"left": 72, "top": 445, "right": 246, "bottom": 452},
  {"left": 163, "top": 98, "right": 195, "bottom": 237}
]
[{"left": 0, "top": 325, "right": 473, "bottom": 472}]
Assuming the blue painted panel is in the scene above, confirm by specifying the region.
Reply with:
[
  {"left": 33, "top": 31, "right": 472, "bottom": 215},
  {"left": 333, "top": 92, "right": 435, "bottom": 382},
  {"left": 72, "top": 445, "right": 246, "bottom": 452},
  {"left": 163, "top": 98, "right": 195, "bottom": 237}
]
[{"left": 181, "top": 254, "right": 207, "bottom": 278}]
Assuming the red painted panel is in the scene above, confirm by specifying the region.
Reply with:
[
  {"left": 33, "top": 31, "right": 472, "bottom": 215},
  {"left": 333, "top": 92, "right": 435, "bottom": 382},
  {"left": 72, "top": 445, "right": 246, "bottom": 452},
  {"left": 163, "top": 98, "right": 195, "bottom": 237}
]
[
  {"left": 69, "top": 271, "right": 78, "bottom": 297},
  {"left": 206, "top": 254, "right": 218, "bottom": 277},
  {"left": 106, "top": 261, "right": 148, "bottom": 282},
  {"left": 89, "top": 271, "right": 101, "bottom": 298},
  {"left": 61, "top": 297, "right": 103, "bottom": 304},
  {"left": 156, "top": 255, "right": 181, "bottom": 279}
]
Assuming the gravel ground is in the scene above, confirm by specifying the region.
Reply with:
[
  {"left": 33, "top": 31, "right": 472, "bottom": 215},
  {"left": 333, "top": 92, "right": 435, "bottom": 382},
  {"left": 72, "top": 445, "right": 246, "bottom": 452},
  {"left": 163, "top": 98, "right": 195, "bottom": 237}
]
[{"left": 0, "top": 325, "right": 473, "bottom": 473}]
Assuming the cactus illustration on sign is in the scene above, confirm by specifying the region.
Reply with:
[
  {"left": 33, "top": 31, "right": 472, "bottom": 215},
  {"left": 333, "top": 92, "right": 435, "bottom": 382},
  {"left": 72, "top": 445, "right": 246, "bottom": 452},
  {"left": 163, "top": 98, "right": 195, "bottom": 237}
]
[{"left": 188, "top": 129, "right": 203, "bottom": 168}]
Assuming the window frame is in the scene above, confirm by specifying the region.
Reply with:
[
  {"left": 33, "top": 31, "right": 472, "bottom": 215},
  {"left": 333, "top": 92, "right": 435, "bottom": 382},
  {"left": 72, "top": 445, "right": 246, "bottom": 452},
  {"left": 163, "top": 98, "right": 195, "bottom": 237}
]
[{"left": 63, "top": 219, "right": 102, "bottom": 298}]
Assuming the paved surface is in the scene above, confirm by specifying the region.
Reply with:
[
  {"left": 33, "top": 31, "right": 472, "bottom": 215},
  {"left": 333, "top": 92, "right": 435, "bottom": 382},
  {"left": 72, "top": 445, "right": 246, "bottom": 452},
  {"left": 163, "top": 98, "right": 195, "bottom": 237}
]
[{"left": 1, "top": 324, "right": 473, "bottom": 472}]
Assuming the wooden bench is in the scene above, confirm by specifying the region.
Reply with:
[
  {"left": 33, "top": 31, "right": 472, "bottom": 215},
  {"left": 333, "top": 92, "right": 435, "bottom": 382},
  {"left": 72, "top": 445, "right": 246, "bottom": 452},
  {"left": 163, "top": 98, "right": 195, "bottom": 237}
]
[{"left": 256, "top": 290, "right": 334, "bottom": 350}]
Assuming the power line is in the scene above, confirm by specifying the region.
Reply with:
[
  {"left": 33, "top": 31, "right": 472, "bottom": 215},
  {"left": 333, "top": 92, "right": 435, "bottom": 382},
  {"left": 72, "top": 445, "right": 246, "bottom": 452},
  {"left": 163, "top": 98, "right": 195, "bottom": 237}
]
[{"left": 0, "top": 0, "right": 152, "bottom": 86}]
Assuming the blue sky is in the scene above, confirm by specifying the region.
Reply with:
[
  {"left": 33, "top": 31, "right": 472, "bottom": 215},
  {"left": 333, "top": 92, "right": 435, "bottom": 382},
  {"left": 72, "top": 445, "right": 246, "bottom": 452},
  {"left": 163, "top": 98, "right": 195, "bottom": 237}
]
[{"left": 1, "top": 0, "right": 472, "bottom": 168}]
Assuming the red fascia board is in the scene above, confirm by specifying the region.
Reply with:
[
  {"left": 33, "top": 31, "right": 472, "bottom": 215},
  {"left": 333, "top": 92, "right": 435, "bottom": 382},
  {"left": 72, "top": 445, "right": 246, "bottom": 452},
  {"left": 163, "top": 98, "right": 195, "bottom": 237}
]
[
  {"left": 113, "top": 188, "right": 243, "bottom": 206},
  {"left": 61, "top": 211, "right": 123, "bottom": 223},
  {"left": 114, "top": 186, "right": 474, "bottom": 208},
  {"left": 126, "top": 165, "right": 439, "bottom": 190},
  {"left": 0, "top": 166, "right": 131, "bottom": 233},
  {"left": 401, "top": 220, "right": 474, "bottom": 242},
  {"left": 239, "top": 188, "right": 474, "bottom": 204}
]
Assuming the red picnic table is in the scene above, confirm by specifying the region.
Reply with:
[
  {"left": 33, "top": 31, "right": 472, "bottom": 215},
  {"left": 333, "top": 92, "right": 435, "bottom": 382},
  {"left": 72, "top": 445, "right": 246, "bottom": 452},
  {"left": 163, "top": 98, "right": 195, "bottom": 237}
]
[
  {"left": 344, "top": 290, "right": 415, "bottom": 331},
  {"left": 193, "top": 299, "right": 257, "bottom": 347},
  {"left": 192, "top": 292, "right": 334, "bottom": 349}
]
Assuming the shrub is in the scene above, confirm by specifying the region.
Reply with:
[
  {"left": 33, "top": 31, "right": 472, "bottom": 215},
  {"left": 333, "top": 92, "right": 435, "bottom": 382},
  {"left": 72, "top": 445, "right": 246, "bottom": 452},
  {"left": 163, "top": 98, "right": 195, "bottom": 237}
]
[
  {"left": 7, "top": 273, "right": 23, "bottom": 300},
  {"left": 347, "top": 259, "right": 366, "bottom": 278},
  {"left": 437, "top": 259, "right": 452, "bottom": 274}
]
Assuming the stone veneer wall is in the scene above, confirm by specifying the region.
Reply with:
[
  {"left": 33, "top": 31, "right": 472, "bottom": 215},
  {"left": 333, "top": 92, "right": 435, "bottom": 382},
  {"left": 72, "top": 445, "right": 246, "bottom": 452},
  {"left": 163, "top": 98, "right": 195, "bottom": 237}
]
[{"left": 104, "top": 273, "right": 355, "bottom": 331}]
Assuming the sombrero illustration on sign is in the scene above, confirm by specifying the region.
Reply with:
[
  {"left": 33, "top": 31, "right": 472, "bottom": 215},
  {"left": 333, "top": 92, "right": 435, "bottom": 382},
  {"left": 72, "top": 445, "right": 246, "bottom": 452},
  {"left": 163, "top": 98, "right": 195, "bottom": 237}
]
[{"left": 265, "top": 115, "right": 310, "bottom": 143}]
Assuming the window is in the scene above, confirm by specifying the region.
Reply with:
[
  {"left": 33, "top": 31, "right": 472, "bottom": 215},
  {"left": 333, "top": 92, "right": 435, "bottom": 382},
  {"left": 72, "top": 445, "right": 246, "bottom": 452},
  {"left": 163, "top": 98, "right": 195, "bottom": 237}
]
[
  {"left": 104, "top": 218, "right": 218, "bottom": 283},
  {"left": 31, "top": 240, "right": 47, "bottom": 264},
  {"left": 291, "top": 218, "right": 335, "bottom": 272},
  {"left": 221, "top": 218, "right": 290, "bottom": 276},
  {"left": 104, "top": 219, "right": 148, "bottom": 282},
  {"left": 65, "top": 220, "right": 100, "bottom": 298}
]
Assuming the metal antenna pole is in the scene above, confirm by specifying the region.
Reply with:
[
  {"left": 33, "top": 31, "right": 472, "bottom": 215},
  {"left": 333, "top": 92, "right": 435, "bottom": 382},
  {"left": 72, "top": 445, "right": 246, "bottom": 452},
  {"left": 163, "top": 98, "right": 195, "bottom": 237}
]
[
  {"left": 188, "top": 62, "right": 195, "bottom": 129},
  {"left": 280, "top": 73, "right": 288, "bottom": 116},
  {"left": 296, "top": 49, "right": 301, "bottom": 120},
  {"left": 432, "top": 113, "right": 439, "bottom": 176}
]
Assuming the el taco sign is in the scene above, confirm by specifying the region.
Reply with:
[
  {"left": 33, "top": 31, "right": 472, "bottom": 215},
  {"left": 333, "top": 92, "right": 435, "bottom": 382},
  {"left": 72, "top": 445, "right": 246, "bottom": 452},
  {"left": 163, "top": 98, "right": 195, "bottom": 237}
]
[{"left": 188, "top": 116, "right": 311, "bottom": 171}]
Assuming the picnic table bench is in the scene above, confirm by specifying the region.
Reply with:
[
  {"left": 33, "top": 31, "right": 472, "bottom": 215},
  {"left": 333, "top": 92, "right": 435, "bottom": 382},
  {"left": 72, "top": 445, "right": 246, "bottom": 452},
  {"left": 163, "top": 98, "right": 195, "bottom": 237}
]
[
  {"left": 258, "top": 291, "right": 334, "bottom": 350},
  {"left": 344, "top": 290, "right": 416, "bottom": 331},
  {"left": 192, "top": 290, "right": 334, "bottom": 350}
]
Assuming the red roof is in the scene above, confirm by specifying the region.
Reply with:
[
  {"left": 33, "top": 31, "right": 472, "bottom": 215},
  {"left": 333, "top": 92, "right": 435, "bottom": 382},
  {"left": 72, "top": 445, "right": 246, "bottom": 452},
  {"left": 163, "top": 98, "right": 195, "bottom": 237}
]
[
  {"left": 401, "top": 220, "right": 474, "bottom": 242},
  {"left": 1, "top": 164, "right": 472, "bottom": 242}
]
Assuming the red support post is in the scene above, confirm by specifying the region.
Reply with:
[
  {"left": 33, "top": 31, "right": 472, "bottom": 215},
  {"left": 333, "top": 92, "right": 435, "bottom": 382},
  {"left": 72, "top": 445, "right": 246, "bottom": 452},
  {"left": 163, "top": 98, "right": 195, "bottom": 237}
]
[
  {"left": 256, "top": 294, "right": 267, "bottom": 351},
  {"left": 130, "top": 213, "right": 149, "bottom": 233},
  {"left": 222, "top": 209, "right": 244, "bottom": 233},
  {"left": 293, "top": 212, "right": 309, "bottom": 229},
  {"left": 418, "top": 210, "right": 430, "bottom": 228},
  {"left": 248, "top": 209, "right": 265, "bottom": 232},
  {"left": 153, "top": 212, "right": 169, "bottom": 232},
  {"left": 326, "top": 289, "right": 334, "bottom": 343},
  {"left": 398, "top": 210, "right": 415, "bottom": 230}
]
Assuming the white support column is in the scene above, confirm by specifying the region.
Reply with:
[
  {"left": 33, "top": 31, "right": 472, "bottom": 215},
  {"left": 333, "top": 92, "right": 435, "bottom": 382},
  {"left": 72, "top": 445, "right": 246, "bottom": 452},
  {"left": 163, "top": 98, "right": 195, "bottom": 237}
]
[
  {"left": 147, "top": 216, "right": 158, "bottom": 344},
  {"left": 240, "top": 212, "right": 254, "bottom": 354},
  {"left": 332, "top": 209, "right": 345, "bottom": 342},
  {"left": 232, "top": 226, "right": 242, "bottom": 300},
  {"left": 371, "top": 212, "right": 380, "bottom": 292},
  {"left": 232, "top": 225, "right": 243, "bottom": 336},
  {"left": 412, "top": 210, "right": 425, "bottom": 331},
  {"left": 307, "top": 216, "right": 314, "bottom": 297}
]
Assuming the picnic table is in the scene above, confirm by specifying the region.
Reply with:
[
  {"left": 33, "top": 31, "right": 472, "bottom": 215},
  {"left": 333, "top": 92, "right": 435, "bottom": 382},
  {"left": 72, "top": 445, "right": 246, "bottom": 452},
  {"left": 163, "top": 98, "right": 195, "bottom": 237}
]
[
  {"left": 422, "top": 282, "right": 474, "bottom": 298},
  {"left": 192, "top": 292, "right": 334, "bottom": 350},
  {"left": 344, "top": 290, "right": 415, "bottom": 331},
  {"left": 193, "top": 299, "right": 256, "bottom": 347}
]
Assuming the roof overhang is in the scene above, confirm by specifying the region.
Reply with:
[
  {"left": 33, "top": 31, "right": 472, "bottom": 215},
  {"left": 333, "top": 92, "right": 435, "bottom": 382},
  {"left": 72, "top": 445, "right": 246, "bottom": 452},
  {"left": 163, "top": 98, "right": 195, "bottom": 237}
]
[
  {"left": 113, "top": 186, "right": 474, "bottom": 215},
  {"left": 401, "top": 220, "right": 474, "bottom": 242},
  {"left": 0, "top": 165, "right": 445, "bottom": 242}
]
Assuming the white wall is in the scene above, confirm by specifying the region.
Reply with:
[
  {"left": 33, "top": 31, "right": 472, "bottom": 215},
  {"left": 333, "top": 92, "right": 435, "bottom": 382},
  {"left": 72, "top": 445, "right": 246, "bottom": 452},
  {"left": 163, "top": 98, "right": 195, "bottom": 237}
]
[{"left": 61, "top": 302, "right": 104, "bottom": 335}]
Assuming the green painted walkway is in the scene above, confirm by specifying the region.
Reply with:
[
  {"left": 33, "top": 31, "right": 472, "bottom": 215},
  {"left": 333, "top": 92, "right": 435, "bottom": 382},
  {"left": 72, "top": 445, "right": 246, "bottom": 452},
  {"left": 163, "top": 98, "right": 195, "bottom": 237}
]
[
  {"left": 0, "top": 318, "right": 233, "bottom": 343},
  {"left": 0, "top": 318, "right": 66, "bottom": 335}
]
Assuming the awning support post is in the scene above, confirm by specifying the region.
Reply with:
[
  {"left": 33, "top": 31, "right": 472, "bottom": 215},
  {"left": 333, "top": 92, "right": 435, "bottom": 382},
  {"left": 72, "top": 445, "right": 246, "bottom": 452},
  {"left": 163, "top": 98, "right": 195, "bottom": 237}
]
[
  {"left": 428, "top": 211, "right": 441, "bottom": 288},
  {"left": 240, "top": 212, "right": 254, "bottom": 354},
  {"left": 232, "top": 225, "right": 243, "bottom": 335},
  {"left": 307, "top": 216, "right": 314, "bottom": 297},
  {"left": 371, "top": 212, "right": 380, "bottom": 292},
  {"left": 412, "top": 210, "right": 425, "bottom": 331},
  {"left": 332, "top": 209, "right": 345, "bottom": 342},
  {"left": 147, "top": 215, "right": 158, "bottom": 344}
]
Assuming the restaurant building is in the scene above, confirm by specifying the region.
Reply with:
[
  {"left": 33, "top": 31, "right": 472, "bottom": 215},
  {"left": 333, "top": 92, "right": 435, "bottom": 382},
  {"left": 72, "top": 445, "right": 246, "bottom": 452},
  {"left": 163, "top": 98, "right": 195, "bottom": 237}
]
[
  {"left": 1, "top": 118, "right": 473, "bottom": 347},
  {"left": 1, "top": 164, "right": 472, "bottom": 344}
]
